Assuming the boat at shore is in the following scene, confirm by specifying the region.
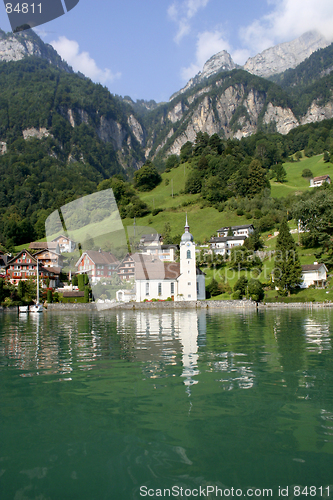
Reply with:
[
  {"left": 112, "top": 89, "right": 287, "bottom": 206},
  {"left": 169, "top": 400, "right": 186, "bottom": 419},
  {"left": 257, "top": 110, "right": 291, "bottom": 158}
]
[
  {"left": 30, "top": 259, "right": 43, "bottom": 313},
  {"left": 19, "top": 305, "right": 29, "bottom": 313}
]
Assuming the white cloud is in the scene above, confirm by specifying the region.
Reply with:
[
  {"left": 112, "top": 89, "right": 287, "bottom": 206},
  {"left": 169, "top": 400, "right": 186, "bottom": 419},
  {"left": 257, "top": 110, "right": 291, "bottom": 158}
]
[
  {"left": 181, "top": 30, "right": 231, "bottom": 80},
  {"left": 240, "top": 0, "right": 333, "bottom": 54},
  {"left": 168, "top": 0, "right": 210, "bottom": 43},
  {"left": 50, "top": 36, "right": 121, "bottom": 85}
]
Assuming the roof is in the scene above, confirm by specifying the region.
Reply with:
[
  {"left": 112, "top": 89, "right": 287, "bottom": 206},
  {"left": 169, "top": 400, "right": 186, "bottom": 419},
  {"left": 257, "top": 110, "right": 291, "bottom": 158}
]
[
  {"left": 210, "top": 235, "right": 247, "bottom": 243},
  {"left": 29, "top": 242, "right": 59, "bottom": 251},
  {"left": 51, "top": 235, "right": 75, "bottom": 243},
  {"left": 140, "top": 233, "right": 162, "bottom": 242},
  {"left": 6, "top": 249, "right": 37, "bottom": 266},
  {"left": 45, "top": 266, "right": 62, "bottom": 274},
  {"left": 35, "top": 249, "right": 63, "bottom": 258},
  {"left": 134, "top": 254, "right": 180, "bottom": 280},
  {"left": 62, "top": 291, "right": 85, "bottom": 298},
  {"left": 301, "top": 264, "right": 327, "bottom": 272},
  {"left": 312, "top": 175, "right": 330, "bottom": 181},
  {"left": 217, "top": 224, "right": 254, "bottom": 232},
  {"left": 76, "top": 250, "right": 119, "bottom": 267}
]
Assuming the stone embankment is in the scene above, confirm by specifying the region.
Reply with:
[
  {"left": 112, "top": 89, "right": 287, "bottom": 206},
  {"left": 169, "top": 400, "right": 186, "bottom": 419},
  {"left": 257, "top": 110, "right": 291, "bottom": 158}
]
[{"left": 47, "top": 300, "right": 257, "bottom": 311}]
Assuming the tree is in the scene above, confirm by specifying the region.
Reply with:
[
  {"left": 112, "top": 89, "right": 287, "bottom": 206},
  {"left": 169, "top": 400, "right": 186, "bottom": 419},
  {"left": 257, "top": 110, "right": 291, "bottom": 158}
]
[
  {"left": 233, "top": 276, "right": 248, "bottom": 297},
  {"left": 271, "top": 163, "right": 287, "bottom": 183},
  {"left": 273, "top": 219, "right": 303, "bottom": 294},
  {"left": 134, "top": 162, "right": 162, "bottom": 191},
  {"left": 206, "top": 278, "right": 220, "bottom": 298},
  {"left": 324, "top": 151, "right": 330, "bottom": 163},
  {"left": 247, "top": 159, "right": 269, "bottom": 197},
  {"left": 84, "top": 287, "right": 90, "bottom": 303},
  {"left": 78, "top": 274, "right": 85, "bottom": 291},
  {"left": 248, "top": 279, "right": 264, "bottom": 302},
  {"left": 302, "top": 168, "right": 313, "bottom": 178}
]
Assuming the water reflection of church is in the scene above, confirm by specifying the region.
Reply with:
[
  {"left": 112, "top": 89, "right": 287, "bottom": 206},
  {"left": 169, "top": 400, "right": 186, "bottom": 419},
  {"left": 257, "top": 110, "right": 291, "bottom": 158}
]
[{"left": 116, "top": 311, "right": 207, "bottom": 386}]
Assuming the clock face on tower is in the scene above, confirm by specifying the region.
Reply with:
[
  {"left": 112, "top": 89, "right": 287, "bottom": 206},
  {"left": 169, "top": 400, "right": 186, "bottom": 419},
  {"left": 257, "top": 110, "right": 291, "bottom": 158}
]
[{"left": 186, "top": 242, "right": 191, "bottom": 247}]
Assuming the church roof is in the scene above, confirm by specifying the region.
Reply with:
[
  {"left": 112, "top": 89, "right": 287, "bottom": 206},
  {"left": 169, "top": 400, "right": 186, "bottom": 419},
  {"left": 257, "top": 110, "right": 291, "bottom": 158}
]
[{"left": 134, "top": 254, "right": 180, "bottom": 280}]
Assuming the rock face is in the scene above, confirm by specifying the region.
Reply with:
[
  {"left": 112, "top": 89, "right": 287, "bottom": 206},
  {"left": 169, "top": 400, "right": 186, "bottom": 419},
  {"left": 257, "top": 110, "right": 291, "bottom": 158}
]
[
  {"left": 300, "top": 101, "right": 333, "bottom": 125},
  {"left": 263, "top": 103, "right": 299, "bottom": 134},
  {"left": 243, "top": 31, "right": 329, "bottom": 78},
  {"left": 170, "top": 51, "right": 237, "bottom": 100},
  {"left": 22, "top": 128, "right": 53, "bottom": 140},
  {"left": 0, "top": 28, "right": 72, "bottom": 72}
]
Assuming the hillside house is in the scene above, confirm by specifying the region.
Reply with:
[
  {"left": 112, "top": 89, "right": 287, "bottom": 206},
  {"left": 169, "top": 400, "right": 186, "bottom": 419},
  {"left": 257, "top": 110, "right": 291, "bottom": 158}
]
[
  {"left": 75, "top": 250, "right": 119, "bottom": 284},
  {"left": 140, "top": 244, "right": 178, "bottom": 262},
  {"left": 217, "top": 224, "right": 254, "bottom": 238},
  {"left": 301, "top": 263, "right": 328, "bottom": 288},
  {"left": 310, "top": 175, "right": 331, "bottom": 187},
  {"left": 209, "top": 235, "right": 248, "bottom": 256},
  {"left": 139, "top": 234, "right": 163, "bottom": 247},
  {"left": 51, "top": 235, "right": 76, "bottom": 253}
]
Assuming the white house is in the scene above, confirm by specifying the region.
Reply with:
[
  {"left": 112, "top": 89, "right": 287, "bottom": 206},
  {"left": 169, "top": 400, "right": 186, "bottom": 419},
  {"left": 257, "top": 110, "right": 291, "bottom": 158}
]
[
  {"left": 301, "top": 263, "right": 328, "bottom": 288},
  {"left": 140, "top": 244, "right": 178, "bottom": 262},
  {"left": 217, "top": 224, "right": 254, "bottom": 238},
  {"left": 51, "top": 235, "right": 76, "bottom": 253},
  {"left": 209, "top": 235, "right": 247, "bottom": 256},
  {"left": 310, "top": 175, "right": 331, "bottom": 188},
  {"left": 132, "top": 217, "right": 205, "bottom": 302}
]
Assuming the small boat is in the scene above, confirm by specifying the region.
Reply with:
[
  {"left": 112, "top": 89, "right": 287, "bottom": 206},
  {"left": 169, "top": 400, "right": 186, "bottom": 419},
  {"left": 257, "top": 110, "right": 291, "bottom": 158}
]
[
  {"left": 19, "top": 305, "right": 29, "bottom": 313},
  {"left": 30, "top": 259, "right": 43, "bottom": 314},
  {"left": 30, "top": 303, "right": 43, "bottom": 313}
]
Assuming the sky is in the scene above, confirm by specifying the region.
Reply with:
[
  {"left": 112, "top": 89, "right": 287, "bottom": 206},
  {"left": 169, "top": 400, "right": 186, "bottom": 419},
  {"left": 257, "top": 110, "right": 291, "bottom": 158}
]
[{"left": 1, "top": 0, "right": 333, "bottom": 102}]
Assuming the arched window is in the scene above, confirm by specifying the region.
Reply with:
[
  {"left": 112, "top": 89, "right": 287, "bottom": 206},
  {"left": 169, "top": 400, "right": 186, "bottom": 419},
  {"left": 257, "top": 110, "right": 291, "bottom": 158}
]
[{"left": 186, "top": 250, "right": 191, "bottom": 259}]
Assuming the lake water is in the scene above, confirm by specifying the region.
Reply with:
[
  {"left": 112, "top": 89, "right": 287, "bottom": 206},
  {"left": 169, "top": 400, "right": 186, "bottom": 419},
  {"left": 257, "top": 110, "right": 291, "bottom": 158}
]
[{"left": 0, "top": 309, "right": 333, "bottom": 500}]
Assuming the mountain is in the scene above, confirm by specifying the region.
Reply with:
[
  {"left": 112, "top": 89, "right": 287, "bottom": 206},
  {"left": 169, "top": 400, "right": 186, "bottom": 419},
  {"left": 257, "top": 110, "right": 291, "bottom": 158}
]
[
  {"left": 0, "top": 28, "right": 73, "bottom": 72},
  {"left": 243, "top": 31, "right": 330, "bottom": 78},
  {"left": 172, "top": 31, "right": 329, "bottom": 105},
  {"left": 170, "top": 51, "right": 238, "bottom": 100}
]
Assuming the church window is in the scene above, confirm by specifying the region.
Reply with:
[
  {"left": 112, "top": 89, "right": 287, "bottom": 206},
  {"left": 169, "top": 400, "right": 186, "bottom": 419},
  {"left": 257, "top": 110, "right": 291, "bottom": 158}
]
[
  {"left": 146, "top": 283, "right": 149, "bottom": 295},
  {"left": 171, "top": 282, "right": 174, "bottom": 295},
  {"left": 188, "top": 282, "right": 191, "bottom": 286},
  {"left": 186, "top": 250, "right": 191, "bottom": 259},
  {"left": 158, "top": 283, "right": 162, "bottom": 295},
  {"left": 197, "top": 282, "right": 199, "bottom": 294}
]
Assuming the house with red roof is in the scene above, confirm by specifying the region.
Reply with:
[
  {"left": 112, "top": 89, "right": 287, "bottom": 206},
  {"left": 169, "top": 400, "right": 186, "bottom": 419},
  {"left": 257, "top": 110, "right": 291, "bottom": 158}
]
[{"left": 75, "top": 250, "right": 119, "bottom": 284}]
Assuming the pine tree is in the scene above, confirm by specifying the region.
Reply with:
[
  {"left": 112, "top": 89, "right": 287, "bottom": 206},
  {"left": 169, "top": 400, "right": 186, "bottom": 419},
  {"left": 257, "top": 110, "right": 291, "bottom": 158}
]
[{"left": 274, "top": 219, "right": 303, "bottom": 294}]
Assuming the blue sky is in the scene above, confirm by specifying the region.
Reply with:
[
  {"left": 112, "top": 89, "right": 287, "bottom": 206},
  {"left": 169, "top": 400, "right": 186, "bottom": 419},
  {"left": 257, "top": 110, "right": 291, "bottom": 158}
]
[{"left": 1, "top": 0, "right": 333, "bottom": 102}]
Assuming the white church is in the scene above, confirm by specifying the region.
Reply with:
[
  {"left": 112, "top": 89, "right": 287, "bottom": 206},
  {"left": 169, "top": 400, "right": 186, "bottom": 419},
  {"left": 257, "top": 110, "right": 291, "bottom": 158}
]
[{"left": 133, "top": 216, "right": 205, "bottom": 302}]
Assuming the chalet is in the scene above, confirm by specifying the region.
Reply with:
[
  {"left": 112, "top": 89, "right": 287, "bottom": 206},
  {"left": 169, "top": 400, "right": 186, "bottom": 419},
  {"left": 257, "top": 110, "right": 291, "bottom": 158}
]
[
  {"left": 301, "top": 263, "right": 328, "bottom": 288},
  {"left": 117, "top": 254, "right": 135, "bottom": 281},
  {"left": 139, "top": 233, "right": 163, "bottom": 247},
  {"left": 310, "top": 175, "right": 331, "bottom": 188},
  {"left": 75, "top": 250, "right": 119, "bottom": 284},
  {"left": 209, "top": 235, "right": 247, "bottom": 256},
  {"left": 5, "top": 249, "right": 54, "bottom": 285},
  {"left": 217, "top": 224, "right": 254, "bottom": 238},
  {"left": 35, "top": 249, "right": 64, "bottom": 269},
  {"left": 51, "top": 235, "right": 76, "bottom": 253}
]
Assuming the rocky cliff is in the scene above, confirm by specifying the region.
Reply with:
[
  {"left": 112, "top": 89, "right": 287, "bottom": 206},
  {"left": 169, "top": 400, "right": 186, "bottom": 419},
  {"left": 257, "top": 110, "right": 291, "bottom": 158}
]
[
  {"left": 243, "top": 31, "right": 329, "bottom": 78},
  {"left": 170, "top": 51, "right": 238, "bottom": 101},
  {"left": 0, "top": 28, "right": 72, "bottom": 72}
]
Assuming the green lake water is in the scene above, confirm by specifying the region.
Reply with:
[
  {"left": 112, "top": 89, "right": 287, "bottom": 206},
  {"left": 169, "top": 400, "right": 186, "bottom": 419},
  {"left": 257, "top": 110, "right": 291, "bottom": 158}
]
[{"left": 0, "top": 309, "right": 333, "bottom": 499}]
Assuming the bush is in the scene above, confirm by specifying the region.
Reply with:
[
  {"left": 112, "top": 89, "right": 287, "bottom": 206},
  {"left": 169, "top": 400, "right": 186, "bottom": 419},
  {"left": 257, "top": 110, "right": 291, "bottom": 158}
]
[
  {"left": 47, "top": 290, "right": 53, "bottom": 303},
  {"left": 232, "top": 290, "right": 241, "bottom": 300},
  {"left": 302, "top": 168, "right": 313, "bottom": 178}
]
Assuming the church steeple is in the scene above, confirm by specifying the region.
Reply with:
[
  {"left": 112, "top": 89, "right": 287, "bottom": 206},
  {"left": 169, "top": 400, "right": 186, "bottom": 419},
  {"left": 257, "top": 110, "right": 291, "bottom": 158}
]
[
  {"left": 181, "top": 214, "right": 193, "bottom": 243},
  {"left": 185, "top": 213, "right": 189, "bottom": 233}
]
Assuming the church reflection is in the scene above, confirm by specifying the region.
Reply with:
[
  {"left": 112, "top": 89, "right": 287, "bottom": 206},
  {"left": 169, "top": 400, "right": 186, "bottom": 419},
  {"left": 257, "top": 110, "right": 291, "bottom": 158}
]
[{"left": 116, "top": 310, "right": 206, "bottom": 387}]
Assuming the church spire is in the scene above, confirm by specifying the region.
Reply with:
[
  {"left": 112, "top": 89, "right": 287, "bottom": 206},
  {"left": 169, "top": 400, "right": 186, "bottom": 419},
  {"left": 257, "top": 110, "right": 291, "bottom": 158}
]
[{"left": 185, "top": 213, "right": 189, "bottom": 233}]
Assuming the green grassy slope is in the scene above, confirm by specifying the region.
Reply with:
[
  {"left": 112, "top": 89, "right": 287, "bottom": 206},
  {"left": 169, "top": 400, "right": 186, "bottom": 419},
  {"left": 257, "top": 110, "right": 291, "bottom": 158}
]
[{"left": 271, "top": 154, "right": 332, "bottom": 197}]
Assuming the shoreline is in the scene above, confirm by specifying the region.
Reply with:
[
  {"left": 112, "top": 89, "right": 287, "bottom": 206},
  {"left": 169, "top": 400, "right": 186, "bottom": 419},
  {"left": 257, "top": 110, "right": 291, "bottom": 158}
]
[{"left": 2, "top": 300, "right": 333, "bottom": 313}]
